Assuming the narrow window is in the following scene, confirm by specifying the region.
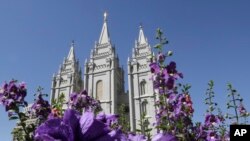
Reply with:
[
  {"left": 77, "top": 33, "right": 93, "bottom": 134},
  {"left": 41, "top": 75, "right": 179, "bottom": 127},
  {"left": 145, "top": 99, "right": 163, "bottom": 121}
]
[
  {"left": 141, "top": 101, "right": 147, "bottom": 115},
  {"left": 96, "top": 80, "right": 103, "bottom": 100},
  {"left": 140, "top": 80, "right": 146, "bottom": 95}
]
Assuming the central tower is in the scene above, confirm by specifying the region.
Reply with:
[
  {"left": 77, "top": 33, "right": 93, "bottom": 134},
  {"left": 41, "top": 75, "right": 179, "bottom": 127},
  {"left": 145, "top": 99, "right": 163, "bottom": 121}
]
[{"left": 84, "top": 12, "right": 127, "bottom": 114}]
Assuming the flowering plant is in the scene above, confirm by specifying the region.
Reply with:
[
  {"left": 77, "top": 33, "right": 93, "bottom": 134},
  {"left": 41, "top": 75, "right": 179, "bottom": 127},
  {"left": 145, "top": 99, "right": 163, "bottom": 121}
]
[
  {"left": 195, "top": 80, "right": 229, "bottom": 141},
  {"left": 0, "top": 80, "right": 33, "bottom": 141},
  {"left": 226, "top": 83, "right": 250, "bottom": 124},
  {"left": 1, "top": 29, "right": 250, "bottom": 141},
  {"left": 150, "top": 28, "right": 193, "bottom": 141}
]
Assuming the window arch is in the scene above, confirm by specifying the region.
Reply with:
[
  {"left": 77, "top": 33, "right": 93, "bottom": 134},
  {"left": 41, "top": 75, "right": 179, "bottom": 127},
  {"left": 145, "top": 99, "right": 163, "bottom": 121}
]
[
  {"left": 96, "top": 80, "right": 103, "bottom": 100},
  {"left": 140, "top": 80, "right": 146, "bottom": 95}
]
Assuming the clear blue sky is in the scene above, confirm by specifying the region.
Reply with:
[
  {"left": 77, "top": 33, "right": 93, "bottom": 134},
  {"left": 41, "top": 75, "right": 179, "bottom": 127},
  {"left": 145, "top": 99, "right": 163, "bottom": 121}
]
[{"left": 1, "top": 0, "right": 250, "bottom": 140}]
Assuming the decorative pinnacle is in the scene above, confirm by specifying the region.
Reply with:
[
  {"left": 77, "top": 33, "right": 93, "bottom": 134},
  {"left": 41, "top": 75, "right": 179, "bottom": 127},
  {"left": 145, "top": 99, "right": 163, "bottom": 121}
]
[{"left": 104, "top": 11, "right": 108, "bottom": 21}]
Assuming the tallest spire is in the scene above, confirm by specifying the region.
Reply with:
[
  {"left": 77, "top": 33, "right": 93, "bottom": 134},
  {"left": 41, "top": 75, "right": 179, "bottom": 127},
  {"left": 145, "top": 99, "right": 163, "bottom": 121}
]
[{"left": 98, "top": 12, "right": 110, "bottom": 44}]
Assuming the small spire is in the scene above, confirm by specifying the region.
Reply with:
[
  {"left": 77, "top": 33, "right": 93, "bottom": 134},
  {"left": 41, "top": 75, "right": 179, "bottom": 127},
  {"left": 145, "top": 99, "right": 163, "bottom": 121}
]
[
  {"left": 98, "top": 12, "right": 110, "bottom": 44},
  {"left": 67, "top": 40, "right": 76, "bottom": 61},
  {"left": 132, "top": 48, "right": 135, "bottom": 58},
  {"left": 138, "top": 24, "right": 147, "bottom": 45},
  {"left": 58, "top": 65, "right": 62, "bottom": 73},
  {"left": 90, "top": 49, "right": 93, "bottom": 58}
]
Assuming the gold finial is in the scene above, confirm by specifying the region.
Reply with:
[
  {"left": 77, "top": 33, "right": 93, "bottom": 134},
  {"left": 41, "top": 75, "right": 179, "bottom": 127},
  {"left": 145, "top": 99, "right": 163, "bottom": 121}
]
[
  {"left": 139, "top": 22, "right": 143, "bottom": 29},
  {"left": 104, "top": 11, "right": 108, "bottom": 21}
]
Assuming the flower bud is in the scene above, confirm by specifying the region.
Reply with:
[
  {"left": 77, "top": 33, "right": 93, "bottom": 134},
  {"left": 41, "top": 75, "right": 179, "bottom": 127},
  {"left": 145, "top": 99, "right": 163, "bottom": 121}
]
[{"left": 167, "top": 51, "right": 173, "bottom": 56}]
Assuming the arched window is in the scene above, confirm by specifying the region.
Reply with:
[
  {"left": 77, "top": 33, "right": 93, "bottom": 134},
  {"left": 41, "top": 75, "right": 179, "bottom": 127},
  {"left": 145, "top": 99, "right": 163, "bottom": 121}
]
[
  {"left": 140, "top": 80, "right": 146, "bottom": 95},
  {"left": 96, "top": 80, "right": 103, "bottom": 100}
]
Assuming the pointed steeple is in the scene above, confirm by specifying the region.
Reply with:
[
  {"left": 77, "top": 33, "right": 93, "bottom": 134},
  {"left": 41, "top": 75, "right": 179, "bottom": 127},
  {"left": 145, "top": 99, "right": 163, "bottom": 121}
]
[
  {"left": 99, "top": 12, "right": 110, "bottom": 44},
  {"left": 138, "top": 25, "right": 147, "bottom": 45},
  {"left": 67, "top": 40, "right": 76, "bottom": 61}
]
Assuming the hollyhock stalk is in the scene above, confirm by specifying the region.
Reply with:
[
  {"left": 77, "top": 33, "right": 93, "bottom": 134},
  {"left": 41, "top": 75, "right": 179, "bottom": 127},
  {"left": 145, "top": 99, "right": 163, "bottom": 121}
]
[
  {"left": 226, "top": 83, "right": 249, "bottom": 124},
  {"left": 0, "top": 80, "right": 33, "bottom": 141},
  {"left": 150, "top": 29, "right": 194, "bottom": 140}
]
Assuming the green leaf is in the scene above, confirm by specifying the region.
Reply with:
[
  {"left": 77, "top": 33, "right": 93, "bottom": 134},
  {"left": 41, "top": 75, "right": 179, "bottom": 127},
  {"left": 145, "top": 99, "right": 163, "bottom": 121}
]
[
  {"left": 145, "top": 129, "right": 152, "bottom": 132},
  {"left": 136, "top": 129, "right": 141, "bottom": 132},
  {"left": 154, "top": 44, "right": 161, "bottom": 49},
  {"left": 26, "top": 124, "right": 35, "bottom": 133},
  {"left": 9, "top": 116, "right": 19, "bottom": 120}
]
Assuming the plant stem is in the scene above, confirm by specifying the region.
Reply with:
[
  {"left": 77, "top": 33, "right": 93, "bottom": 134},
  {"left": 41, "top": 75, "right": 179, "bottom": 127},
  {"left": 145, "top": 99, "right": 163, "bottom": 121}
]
[
  {"left": 231, "top": 91, "right": 239, "bottom": 123},
  {"left": 17, "top": 113, "right": 32, "bottom": 141}
]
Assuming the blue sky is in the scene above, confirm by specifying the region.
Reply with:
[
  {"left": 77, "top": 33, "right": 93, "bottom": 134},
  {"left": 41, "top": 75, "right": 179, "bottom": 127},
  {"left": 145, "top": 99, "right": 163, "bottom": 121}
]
[{"left": 1, "top": 0, "right": 250, "bottom": 140}]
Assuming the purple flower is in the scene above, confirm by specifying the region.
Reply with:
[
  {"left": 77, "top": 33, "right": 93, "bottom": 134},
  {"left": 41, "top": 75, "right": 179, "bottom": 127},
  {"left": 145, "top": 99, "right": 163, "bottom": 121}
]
[
  {"left": 35, "top": 109, "right": 81, "bottom": 141},
  {"left": 96, "top": 112, "right": 119, "bottom": 128},
  {"left": 79, "top": 111, "right": 127, "bottom": 140},
  {"left": 0, "top": 80, "right": 28, "bottom": 117},
  {"left": 128, "top": 133, "right": 147, "bottom": 141},
  {"left": 79, "top": 111, "right": 110, "bottom": 140},
  {"left": 167, "top": 93, "right": 176, "bottom": 101},
  {"left": 165, "top": 61, "right": 183, "bottom": 79},
  {"left": 175, "top": 94, "right": 194, "bottom": 117},
  {"left": 63, "top": 109, "right": 81, "bottom": 134},
  {"left": 166, "top": 77, "right": 175, "bottom": 89},
  {"left": 35, "top": 109, "right": 127, "bottom": 141},
  {"left": 206, "top": 131, "right": 220, "bottom": 141},
  {"left": 157, "top": 53, "right": 166, "bottom": 63},
  {"left": 35, "top": 118, "right": 75, "bottom": 141},
  {"left": 31, "top": 94, "right": 51, "bottom": 120},
  {"left": 35, "top": 134, "right": 57, "bottom": 141},
  {"left": 150, "top": 62, "right": 161, "bottom": 74},
  {"left": 205, "top": 114, "right": 220, "bottom": 127},
  {"left": 69, "top": 90, "right": 102, "bottom": 112},
  {"left": 95, "top": 129, "right": 128, "bottom": 141},
  {"left": 152, "top": 133, "right": 178, "bottom": 141},
  {"left": 166, "top": 61, "right": 177, "bottom": 75},
  {"left": 194, "top": 124, "right": 207, "bottom": 140},
  {"left": 70, "top": 92, "right": 88, "bottom": 109},
  {"left": 238, "top": 103, "right": 248, "bottom": 116}
]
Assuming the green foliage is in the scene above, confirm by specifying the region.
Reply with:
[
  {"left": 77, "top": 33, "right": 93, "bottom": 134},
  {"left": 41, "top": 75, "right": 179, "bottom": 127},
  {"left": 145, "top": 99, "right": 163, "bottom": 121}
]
[
  {"left": 154, "top": 28, "right": 168, "bottom": 52},
  {"left": 180, "top": 83, "right": 192, "bottom": 94},
  {"left": 205, "top": 80, "right": 217, "bottom": 114},
  {"left": 12, "top": 127, "right": 26, "bottom": 141},
  {"left": 136, "top": 112, "right": 152, "bottom": 140},
  {"left": 52, "top": 93, "right": 66, "bottom": 116},
  {"left": 118, "top": 104, "right": 130, "bottom": 132},
  {"left": 217, "top": 108, "right": 228, "bottom": 140},
  {"left": 204, "top": 80, "right": 230, "bottom": 139},
  {"left": 226, "top": 83, "right": 249, "bottom": 124}
]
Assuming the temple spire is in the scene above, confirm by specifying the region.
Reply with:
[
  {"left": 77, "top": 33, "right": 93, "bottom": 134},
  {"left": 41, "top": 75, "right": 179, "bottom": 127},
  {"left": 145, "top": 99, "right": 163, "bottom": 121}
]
[
  {"left": 138, "top": 25, "right": 147, "bottom": 45},
  {"left": 67, "top": 40, "right": 75, "bottom": 61},
  {"left": 99, "top": 12, "right": 110, "bottom": 44}
]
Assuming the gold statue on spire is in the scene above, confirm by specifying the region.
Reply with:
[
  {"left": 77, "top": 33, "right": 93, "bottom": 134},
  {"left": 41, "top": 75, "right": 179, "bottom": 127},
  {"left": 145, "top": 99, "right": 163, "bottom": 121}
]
[{"left": 104, "top": 11, "right": 108, "bottom": 21}]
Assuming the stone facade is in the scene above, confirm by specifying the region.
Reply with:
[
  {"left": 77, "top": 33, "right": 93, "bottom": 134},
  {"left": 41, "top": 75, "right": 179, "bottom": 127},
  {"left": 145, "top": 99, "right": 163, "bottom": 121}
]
[
  {"left": 128, "top": 26, "right": 156, "bottom": 133},
  {"left": 50, "top": 42, "right": 83, "bottom": 108},
  {"left": 50, "top": 13, "right": 156, "bottom": 134},
  {"left": 83, "top": 13, "right": 127, "bottom": 114}
]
